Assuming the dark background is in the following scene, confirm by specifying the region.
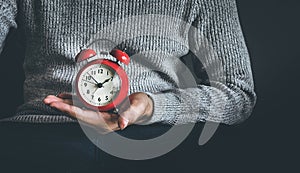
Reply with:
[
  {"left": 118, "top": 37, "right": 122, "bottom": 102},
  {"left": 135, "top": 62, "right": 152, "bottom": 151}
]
[{"left": 0, "top": 0, "right": 299, "bottom": 172}]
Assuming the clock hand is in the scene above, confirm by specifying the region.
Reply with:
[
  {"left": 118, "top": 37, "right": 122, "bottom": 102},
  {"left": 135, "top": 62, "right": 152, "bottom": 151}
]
[
  {"left": 92, "top": 87, "right": 98, "bottom": 95},
  {"left": 82, "top": 79, "right": 97, "bottom": 85},
  {"left": 95, "top": 77, "right": 113, "bottom": 88},
  {"left": 101, "top": 77, "right": 113, "bottom": 85},
  {"left": 87, "top": 72, "right": 100, "bottom": 84}
]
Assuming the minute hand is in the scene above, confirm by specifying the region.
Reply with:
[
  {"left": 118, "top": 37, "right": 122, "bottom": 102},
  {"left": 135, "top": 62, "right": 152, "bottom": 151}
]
[{"left": 87, "top": 72, "right": 100, "bottom": 84}]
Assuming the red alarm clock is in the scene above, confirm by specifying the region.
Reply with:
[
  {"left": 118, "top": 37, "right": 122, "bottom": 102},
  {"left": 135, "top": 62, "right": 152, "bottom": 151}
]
[{"left": 75, "top": 48, "right": 130, "bottom": 111}]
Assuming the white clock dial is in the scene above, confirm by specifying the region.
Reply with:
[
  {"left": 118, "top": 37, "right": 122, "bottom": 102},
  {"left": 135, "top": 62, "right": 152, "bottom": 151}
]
[{"left": 77, "top": 64, "right": 121, "bottom": 106}]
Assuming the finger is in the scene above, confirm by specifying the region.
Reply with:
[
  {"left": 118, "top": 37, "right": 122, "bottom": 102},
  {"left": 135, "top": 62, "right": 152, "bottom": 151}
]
[
  {"left": 57, "top": 93, "right": 82, "bottom": 105},
  {"left": 101, "top": 112, "right": 120, "bottom": 131},
  {"left": 44, "top": 95, "right": 73, "bottom": 105},
  {"left": 117, "top": 94, "right": 153, "bottom": 129},
  {"left": 44, "top": 95, "right": 64, "bottom": 104},
  {"left": 117, "top": 96, "right": 131, "bottom": 114},
  {"left": 117, "top": 96, "right": 140, "bottom": 130},
  {"left": 49, "top": 101, "right": 120, "bottom": 131},
  {"left": 118, "top": 105, "right": 139, "bottom": 130},
  {"left": 57, "top": 93, "right": 73, "bottom": 99},
  {"left": 118, "top": 115, "right": 129, "bottom": 130},
  {"left": 102, "top": 112, "right": 119, "bottom": 122},
  {"left": 50, "top": 101, "right": 95, "bottom": 124}
]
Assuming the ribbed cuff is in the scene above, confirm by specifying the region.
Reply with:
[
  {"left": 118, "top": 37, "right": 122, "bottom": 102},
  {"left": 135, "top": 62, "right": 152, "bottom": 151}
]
[{"left": 143, "top": 92, "right": 180, "bottom": 125}]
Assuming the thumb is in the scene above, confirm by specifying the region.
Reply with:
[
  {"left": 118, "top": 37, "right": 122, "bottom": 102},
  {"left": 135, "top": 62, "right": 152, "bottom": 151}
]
[{"left": 118, "top": 115, "right": 129, "bottom": 130}]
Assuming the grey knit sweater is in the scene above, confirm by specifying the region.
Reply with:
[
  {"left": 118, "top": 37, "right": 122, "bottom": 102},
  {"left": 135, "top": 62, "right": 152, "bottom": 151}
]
[{"left": 0, "top": 0, "right": 256, "bottom": 125}]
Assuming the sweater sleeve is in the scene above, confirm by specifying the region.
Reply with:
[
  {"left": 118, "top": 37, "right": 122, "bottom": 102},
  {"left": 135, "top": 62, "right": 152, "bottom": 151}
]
[
  {"left": 145, "top": 0, "right": 256, "bottom": 125},
  {"left": 0, "top": 0, "right": 17, "bottom": 53}
]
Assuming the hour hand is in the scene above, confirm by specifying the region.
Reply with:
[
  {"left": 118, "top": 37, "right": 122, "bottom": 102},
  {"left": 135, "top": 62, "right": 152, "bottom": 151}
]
[{"left": 101, "top": 77, "right": 113, "bottom": 85}]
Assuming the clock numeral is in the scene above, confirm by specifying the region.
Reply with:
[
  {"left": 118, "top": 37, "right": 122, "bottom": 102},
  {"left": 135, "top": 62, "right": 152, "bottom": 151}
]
[
  {"left": 98, "top": 69, "right": 103, "bottom": 74},
  {"left": 86, "top": 76, "right": 92, "bottom": 80},
  {"left": 107, "top": 71, "right": 109, "bottom": 76},
  {"left": 110, "top": 90, "right": 114, "bottom": 95},
  {"left": 98, "top": 97, "right": 101, "bottom": 102},
  {"left": 87, "top": 90, "right": 90, "bottom": 94},
  {"left": 84, "top": 83, "right": 87, "bottom": 87},
  {"left": 91, "top": 95, "right": 94, "bottom": 99},
  {"left": 105, "top": 96, "right": 109, "bottom": 101}
]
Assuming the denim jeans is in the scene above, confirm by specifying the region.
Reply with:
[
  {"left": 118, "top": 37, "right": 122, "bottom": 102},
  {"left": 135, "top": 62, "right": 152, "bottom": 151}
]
[{"left": 0, "top": 122, "right": 172, "bottom": 172}]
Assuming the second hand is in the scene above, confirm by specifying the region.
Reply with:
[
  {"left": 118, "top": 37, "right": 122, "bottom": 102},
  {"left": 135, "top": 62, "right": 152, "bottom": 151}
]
[{"left": 82, "top": 79, "right": 97, "bottom": 85}]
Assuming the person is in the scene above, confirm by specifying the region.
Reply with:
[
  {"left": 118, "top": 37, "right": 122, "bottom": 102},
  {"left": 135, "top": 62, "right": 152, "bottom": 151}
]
[{"left": 0, "top": 0, "right": 256, "bottom": 171}]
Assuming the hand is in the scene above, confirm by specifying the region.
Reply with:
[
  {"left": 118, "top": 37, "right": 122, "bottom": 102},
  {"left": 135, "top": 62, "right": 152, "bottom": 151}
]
[{"left": 43, "top": 92, "right": 153, "bottom": 134}]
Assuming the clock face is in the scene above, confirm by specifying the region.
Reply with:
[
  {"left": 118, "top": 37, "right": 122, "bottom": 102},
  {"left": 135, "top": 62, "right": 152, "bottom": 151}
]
[{"left": 77, "top": 63, "right": 121, "bottom": 107}]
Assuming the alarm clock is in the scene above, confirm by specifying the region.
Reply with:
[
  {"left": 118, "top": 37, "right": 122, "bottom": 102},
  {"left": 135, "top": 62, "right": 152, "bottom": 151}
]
[{"left": 74, "top": 48, "right": 130, "bottom": 112}]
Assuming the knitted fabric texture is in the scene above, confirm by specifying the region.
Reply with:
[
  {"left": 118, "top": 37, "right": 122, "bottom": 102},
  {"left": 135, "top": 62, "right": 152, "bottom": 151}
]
[{"left": 0, "top": 0, "right": 256, "bottom": 125}]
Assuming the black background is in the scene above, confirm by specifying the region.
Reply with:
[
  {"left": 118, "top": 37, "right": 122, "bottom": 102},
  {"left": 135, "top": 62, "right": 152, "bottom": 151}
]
[{"left": 0, "top": 0, "right": 299, "bottom": 172}]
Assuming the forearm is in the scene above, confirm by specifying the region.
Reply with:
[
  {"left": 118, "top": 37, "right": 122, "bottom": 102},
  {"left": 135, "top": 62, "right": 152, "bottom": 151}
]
[
  {"left": 146, "top": 81, "right": 256, "bottom": 125},
  {"left": 145, "top": 0, "right": 256, "bottom": 125}
]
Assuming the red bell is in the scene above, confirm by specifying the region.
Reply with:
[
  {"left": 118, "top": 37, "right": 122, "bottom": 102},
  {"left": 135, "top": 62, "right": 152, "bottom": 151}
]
[
  {"left": 75, "top": 49, "right": 97, "bottom": 62},
  {"left": 110, "top": 49, "right": 130, "bottom": 65}
]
